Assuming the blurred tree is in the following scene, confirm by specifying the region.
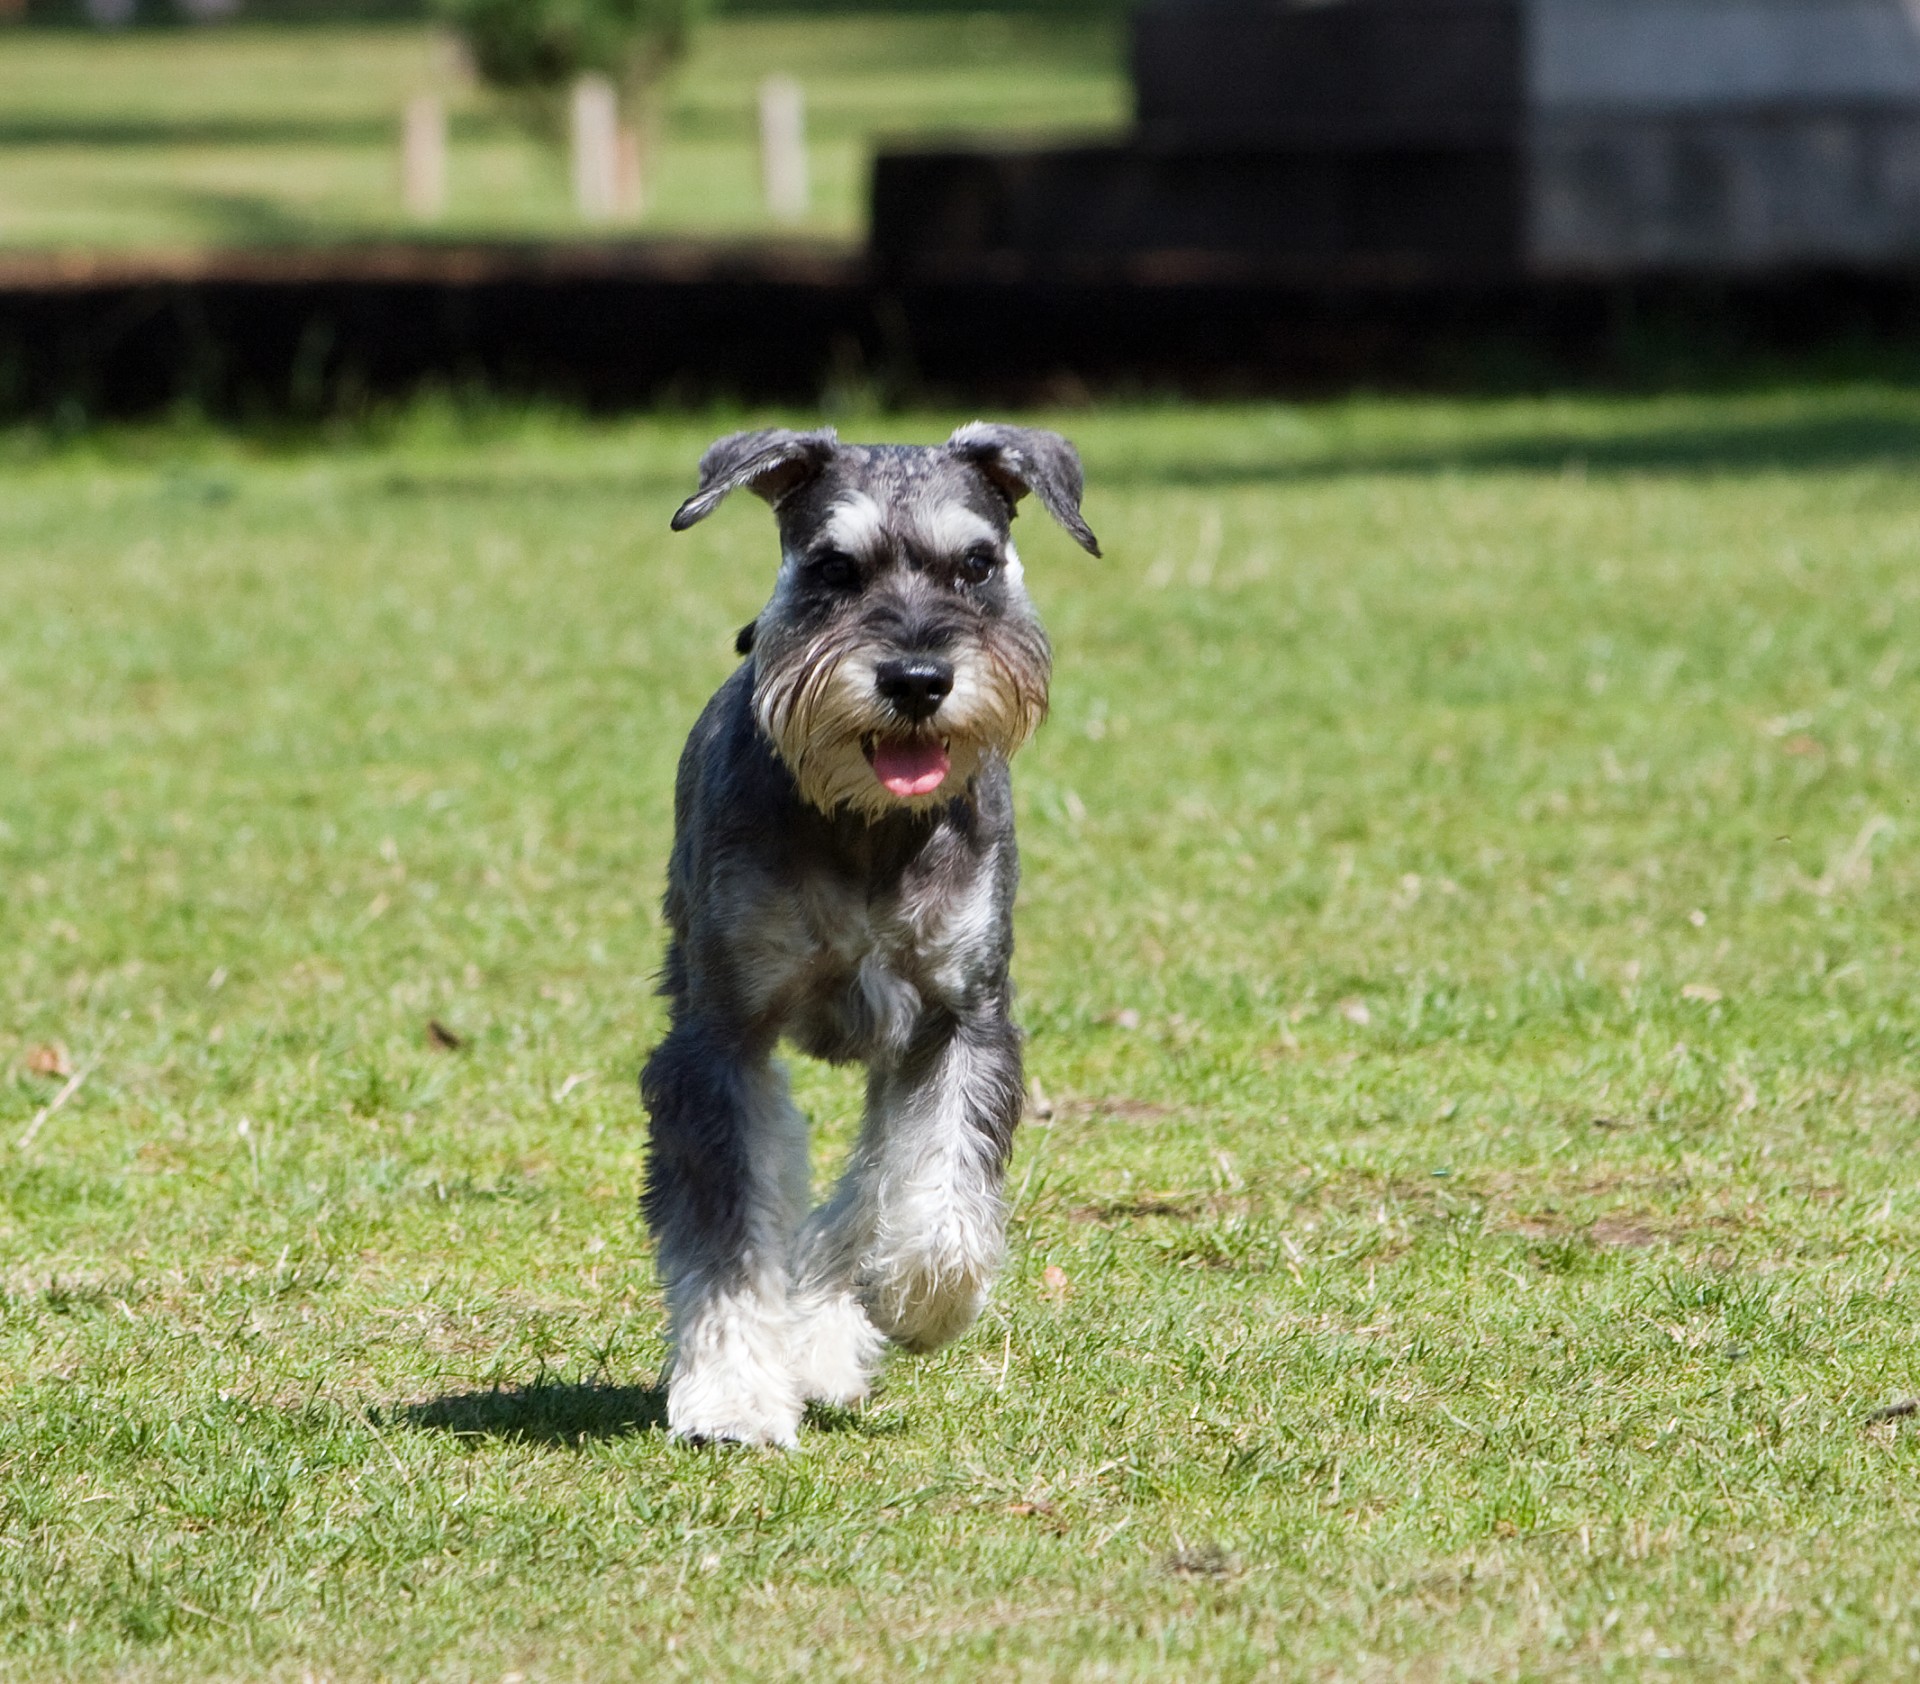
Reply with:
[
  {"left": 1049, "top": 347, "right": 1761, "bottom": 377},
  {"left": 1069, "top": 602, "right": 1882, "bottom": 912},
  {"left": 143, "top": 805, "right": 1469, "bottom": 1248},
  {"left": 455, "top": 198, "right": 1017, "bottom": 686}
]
[{"left": 435, "top": 0, "right": 703, "bottom": 138}]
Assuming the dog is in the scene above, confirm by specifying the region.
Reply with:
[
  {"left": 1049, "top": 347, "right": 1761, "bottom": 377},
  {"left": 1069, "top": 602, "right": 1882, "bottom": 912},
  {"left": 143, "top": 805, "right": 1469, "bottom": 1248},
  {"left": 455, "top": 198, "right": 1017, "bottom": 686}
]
[{"left": 641, "top": 422, "right": 1100, "bottom": 1446}]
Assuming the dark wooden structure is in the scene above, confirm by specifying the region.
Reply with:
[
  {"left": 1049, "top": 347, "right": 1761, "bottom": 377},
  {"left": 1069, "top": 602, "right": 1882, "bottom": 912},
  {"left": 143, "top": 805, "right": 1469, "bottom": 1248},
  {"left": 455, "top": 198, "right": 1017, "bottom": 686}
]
[
  {"left": 5, "top": 243, "right": 1920, "bottom": 416},
  {"left": 0, "top": 245, "right": 868, "bottom": 416},
  {"left": 870, "top": 0, "right": 1920, "bottom": 282}
]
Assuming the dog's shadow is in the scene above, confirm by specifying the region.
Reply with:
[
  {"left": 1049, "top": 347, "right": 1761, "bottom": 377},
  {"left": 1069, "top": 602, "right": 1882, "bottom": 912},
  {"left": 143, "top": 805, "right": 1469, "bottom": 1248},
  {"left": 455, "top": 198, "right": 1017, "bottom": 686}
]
[
  {"left": 397, "top": 1381, "right": 667, "bottom": 1447},
  {"left": 393, "top": 1382, "right": 899, "bottom": 1447}
]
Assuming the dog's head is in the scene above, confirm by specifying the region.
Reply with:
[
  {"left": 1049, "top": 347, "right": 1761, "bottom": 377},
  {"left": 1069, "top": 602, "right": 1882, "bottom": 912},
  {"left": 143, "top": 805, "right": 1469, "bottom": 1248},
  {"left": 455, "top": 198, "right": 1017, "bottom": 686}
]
[{"left": 672, "top": 423, "right": 1099, "bottom": 819}]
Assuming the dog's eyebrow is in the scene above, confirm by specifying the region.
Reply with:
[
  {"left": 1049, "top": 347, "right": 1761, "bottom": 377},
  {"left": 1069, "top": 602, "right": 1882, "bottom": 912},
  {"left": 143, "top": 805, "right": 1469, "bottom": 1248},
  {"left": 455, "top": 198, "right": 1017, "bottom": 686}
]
[
  {"left": 911, "top": 502, "right": 1000, "bottom": 559},
  {"left": 817, "top": 492, "right": 887, "bottom": 558}
]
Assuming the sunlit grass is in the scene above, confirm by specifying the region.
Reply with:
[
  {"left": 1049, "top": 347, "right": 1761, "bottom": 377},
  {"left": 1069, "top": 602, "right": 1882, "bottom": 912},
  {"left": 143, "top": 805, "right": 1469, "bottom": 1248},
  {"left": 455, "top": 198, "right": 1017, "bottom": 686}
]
[{"left": 3, "top": 385, "right": 1920, "bottom": 1678}]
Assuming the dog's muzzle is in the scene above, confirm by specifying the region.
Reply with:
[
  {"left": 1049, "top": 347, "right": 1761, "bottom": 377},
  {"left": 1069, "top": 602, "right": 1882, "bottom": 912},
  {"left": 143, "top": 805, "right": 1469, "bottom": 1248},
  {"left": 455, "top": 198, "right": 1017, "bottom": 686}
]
[{"left": 866, "top": 658, "right": 954, "bottom": 797}]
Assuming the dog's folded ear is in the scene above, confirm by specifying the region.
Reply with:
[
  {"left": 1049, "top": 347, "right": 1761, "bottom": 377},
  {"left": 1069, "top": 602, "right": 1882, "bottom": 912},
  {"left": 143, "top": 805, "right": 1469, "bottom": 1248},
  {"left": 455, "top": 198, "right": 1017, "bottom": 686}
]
[
  {"left": 671, "top": 428, "right": 839, "bottom": 531},
  {"left": 945, "top": 422, "right": 1100, "bottom": 557}
]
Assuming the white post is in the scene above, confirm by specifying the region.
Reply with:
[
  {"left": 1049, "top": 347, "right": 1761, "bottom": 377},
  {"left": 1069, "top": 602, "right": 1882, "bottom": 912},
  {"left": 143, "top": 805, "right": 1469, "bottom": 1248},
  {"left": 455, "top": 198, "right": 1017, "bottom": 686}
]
[
  {"left": 758, "top": 75, "right": 808, "bottom": 225},
  {"left": 401, "top": 94, "right": 447, "bottom": 221},
  {"left": 616, "top": 120, "right": 645, "bottom": 216},
  {"left": 571, "top": 73, "right": 621, "bottom": 223}
]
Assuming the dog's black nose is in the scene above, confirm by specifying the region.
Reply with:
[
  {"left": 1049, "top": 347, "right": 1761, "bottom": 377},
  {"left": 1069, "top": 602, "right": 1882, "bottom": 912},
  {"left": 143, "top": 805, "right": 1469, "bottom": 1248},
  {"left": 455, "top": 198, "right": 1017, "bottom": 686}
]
[{"left": 875, "top": 657, "right": 953, "bottom": 722}]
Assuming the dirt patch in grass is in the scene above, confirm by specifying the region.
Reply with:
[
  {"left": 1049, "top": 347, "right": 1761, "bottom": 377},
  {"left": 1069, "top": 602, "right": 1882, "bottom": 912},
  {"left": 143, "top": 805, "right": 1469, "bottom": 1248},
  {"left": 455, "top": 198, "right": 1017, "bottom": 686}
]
[
  {"left": 1055, "top": 1095, "right": 1179, "bottom": 1123},
  {"left": 1065, "top": 1165, "right": 1760, "bottom": 1266},
  {"left": 1498, "top": 1206, "right": 1754, "bottom": 1251},
  {"left": 1503, "top": 1214, "right": 1669, "bottom": 1248},
  {"left": 1070, "top": 1189, "right": 1255, "bottom": 1225}
]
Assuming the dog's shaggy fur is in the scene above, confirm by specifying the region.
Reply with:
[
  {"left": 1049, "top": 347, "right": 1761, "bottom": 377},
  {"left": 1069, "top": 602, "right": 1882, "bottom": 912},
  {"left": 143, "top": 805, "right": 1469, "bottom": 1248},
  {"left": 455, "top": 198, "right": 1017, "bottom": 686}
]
[{"left": 641, "top": 423, "right": 1098, "bottom": 1446}]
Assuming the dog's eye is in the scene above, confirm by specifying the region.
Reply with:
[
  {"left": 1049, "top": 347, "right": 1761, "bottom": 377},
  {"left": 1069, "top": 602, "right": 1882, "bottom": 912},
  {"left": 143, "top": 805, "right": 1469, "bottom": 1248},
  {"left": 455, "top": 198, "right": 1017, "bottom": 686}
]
[
  {"left": 809, "top": 548, "right": 860, "bottom": 589},
  {"left": 957, "top": 545, "right": 1000, "bottom": 585}
]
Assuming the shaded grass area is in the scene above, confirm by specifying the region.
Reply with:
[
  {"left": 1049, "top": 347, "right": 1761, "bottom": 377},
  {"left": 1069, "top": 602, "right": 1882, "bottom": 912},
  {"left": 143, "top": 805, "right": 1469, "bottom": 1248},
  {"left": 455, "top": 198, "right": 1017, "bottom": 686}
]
[
  {"left": 0, "top": 17, "right": 1124, "bottom": 249},
  {"left": 3, "top": 385, "right": 1920, "bottom": 1677},
  {"left": 399, "top": 1380, "right": 669, "bottom": 1444}
]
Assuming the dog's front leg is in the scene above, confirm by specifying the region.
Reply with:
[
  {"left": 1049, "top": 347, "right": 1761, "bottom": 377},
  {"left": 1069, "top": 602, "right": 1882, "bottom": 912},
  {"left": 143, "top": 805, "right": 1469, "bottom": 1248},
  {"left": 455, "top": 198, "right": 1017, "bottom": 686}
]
[
  {"left": 641, "top": 1025, "right": 808, "bottom": 1447},
  {"left": 835, "top": 1009, "right": 1024, "bottom": 1356},
  {"left": 788, "top": 1186, "right": 891, "bottom": 1408}
]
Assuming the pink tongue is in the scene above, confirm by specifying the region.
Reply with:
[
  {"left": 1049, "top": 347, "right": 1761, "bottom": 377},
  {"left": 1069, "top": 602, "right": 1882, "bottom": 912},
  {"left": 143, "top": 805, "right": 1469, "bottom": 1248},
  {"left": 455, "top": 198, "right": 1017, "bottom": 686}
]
[{"left": 871, "top": 738, "right": 951, "bottom": 797}]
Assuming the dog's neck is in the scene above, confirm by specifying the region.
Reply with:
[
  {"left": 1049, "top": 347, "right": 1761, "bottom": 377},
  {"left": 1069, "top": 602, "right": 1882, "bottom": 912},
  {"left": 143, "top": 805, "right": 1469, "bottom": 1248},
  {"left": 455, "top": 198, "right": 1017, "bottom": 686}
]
[{"left": 805, "top": 787, "right": 974, "bottom": 881}]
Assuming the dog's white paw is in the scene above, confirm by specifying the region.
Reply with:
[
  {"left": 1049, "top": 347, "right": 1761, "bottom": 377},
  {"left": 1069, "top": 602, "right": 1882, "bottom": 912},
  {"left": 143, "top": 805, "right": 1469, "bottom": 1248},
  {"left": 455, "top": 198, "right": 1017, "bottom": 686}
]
[
  {"left": 666, "top": 1284, "right": 804, "bottom": 1448},
  {"left": 866, "top": 1262, "right": 991, "bottom": 1354},
  {"left": 666, "top": 1366, "right": 802, "bottom": 1448},
  {"left": 789, "top": 1287, "right": 887, "bottom": 1406}
]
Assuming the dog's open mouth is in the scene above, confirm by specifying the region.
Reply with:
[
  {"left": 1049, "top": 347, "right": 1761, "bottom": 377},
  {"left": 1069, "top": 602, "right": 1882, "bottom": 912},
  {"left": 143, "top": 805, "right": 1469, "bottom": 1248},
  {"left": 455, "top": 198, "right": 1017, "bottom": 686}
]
[{"left": 863, "top": 734, "right": 951, "bottom": 798}]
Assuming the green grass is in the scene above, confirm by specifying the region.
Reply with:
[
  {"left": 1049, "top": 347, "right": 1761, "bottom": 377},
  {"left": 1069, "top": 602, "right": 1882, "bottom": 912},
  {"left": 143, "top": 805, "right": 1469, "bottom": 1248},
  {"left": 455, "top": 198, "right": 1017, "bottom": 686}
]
[
  {"left": 5, "top": 383, "right": 1920, "bottom": 1679},
  {"left": 0, "top": 16, "right": 1124, "bottom": 249}
]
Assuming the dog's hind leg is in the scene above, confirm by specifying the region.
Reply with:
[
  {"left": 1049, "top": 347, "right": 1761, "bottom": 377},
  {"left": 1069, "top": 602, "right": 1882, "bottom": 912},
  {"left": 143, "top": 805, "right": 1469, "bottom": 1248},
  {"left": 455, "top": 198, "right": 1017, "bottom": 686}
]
[
  {"left": 642, "top": 1024, "right": 807, "bottom": 1447},
  {"left": 801, "top": 1010, "right": 1023, "bottom": 1366}
]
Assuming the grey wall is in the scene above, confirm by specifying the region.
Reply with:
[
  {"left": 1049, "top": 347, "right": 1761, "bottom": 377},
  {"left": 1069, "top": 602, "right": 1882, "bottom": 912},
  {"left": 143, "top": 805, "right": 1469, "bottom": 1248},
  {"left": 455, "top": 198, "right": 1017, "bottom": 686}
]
[
  {"left": 1530, "top": 0, "right": 1920, "bottom": 109},
  {"left": 1525, "top": 0, "right": 1920, "bottom": 269}
]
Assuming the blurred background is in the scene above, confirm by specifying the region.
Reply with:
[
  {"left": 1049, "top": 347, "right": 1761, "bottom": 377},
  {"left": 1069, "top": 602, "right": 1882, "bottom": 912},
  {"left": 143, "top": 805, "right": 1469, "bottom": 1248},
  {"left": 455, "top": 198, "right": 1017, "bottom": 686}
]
[
  {"left": 6, "top": 0, "right": 1920, "bottom": 407},
  {"left": 0, "top": 0, "right": 1125, "bottom": 248}
]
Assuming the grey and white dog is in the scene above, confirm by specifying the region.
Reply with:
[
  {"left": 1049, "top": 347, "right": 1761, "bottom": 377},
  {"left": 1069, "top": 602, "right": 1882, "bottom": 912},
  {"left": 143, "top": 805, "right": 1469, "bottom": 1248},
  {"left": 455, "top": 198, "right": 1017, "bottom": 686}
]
[{"left": 641, "top": 422, "right": 1099, "bottom": 1447}]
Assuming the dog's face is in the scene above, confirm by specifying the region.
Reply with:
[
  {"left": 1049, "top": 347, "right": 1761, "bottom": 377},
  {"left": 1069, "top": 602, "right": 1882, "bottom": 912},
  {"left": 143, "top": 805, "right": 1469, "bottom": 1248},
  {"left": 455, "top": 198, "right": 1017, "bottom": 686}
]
[{"left": 672, "top": 424, "right": 1100, "bottom": 819}]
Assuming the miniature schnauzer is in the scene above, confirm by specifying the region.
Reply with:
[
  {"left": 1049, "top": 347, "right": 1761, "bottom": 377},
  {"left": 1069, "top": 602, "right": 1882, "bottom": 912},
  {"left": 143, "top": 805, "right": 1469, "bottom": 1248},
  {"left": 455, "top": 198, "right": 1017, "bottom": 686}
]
[{"left": 642, "top": 422, "right": 1099, "bottom": 1447}]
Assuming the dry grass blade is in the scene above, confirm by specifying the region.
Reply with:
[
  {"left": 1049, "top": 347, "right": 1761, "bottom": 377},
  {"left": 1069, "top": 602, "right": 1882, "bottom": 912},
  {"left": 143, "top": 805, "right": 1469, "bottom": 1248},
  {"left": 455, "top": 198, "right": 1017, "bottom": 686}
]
[{"left": 16, "top": 1035, "right": 112, "bottom": 1151}]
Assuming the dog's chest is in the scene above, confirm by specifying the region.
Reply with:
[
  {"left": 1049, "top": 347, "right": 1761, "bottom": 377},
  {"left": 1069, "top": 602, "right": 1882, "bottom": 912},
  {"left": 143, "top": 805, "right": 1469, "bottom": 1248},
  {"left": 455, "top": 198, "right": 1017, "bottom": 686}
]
[{"left": 761, "top": 847, "right": 1002, "bottom": 1058}]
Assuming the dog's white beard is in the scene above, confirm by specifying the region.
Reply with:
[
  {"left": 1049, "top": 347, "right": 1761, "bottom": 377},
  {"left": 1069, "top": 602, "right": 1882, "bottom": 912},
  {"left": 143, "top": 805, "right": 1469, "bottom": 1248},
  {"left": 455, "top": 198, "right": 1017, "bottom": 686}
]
[{"left": 755, "top": 646, "right": 1044, "bottom": 819}]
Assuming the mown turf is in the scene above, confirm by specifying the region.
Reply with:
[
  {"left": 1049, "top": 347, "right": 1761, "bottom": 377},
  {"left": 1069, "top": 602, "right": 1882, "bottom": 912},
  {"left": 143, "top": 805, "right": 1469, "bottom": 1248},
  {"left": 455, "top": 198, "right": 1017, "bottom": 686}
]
[
  {"left": 0, "top": 16, "right": 1123, "bottom": 248},
  {"left": 3, "top": 386, "right": 1920, "bottom": 1680}
]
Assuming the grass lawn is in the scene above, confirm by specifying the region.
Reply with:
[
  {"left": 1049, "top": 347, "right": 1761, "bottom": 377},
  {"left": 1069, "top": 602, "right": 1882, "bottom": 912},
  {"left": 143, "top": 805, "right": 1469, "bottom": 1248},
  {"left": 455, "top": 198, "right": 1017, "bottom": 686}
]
[
  {"left": 4, "top": 384, "right": 1920, "bottom": 1679},
  {"left": 0, "top": 16, "right": 1124, "bottom": 250}
]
